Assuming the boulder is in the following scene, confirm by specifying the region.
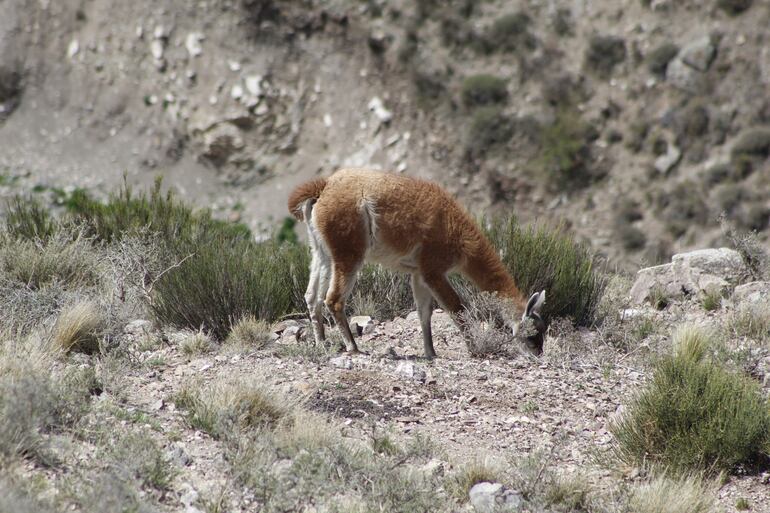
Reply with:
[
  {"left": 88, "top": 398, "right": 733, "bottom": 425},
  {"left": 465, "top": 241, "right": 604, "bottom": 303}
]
[
  {"left": 630, "top": 248, "right": 749, "bottom": 304},
  {"left": 469, "top": 482, "right": 524, "bottom": 513},
  {"left": 732, "top": 281, "right": 770, "bottom": 304},
  {"left": 350, "top": 315, "right": 376, "bottom": 335}
]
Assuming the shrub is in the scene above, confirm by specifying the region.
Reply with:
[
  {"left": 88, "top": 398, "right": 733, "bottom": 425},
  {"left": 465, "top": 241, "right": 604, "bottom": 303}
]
[
  {"left": 534, "top": 109, "right": 597, "bottom": 188},
  {"left": 585, "top": 35, "right": 626, "bottom": 77},
  {"left": 53, "top": 300, "right": 105, "bottom": 354},
  {"left": 349, "top": 264, "right": 413, "bottom": 320},
  {"left": 174, "top": 379, "right": 288, "bottom": 438},
  {"left": 226, "top": 315, "right": 272, "bottom": 349},
  {"left": 150, "top": 239, "right": 308, "bottom": 340},
  {"left": 616, "top": 223, "right": 647, "bottom": 251},
  {"left": 447, "top": 459, "right": 502, "bottom": 501},
  {"left": 552, "top": 8, "right": 574, "bottom": 37},
  {"left": 728, "top": 302, "right": 770, "bottom": 342},
  {"left": 611, "top": 334, "right": 770, "bottom": 474},
  {"left": 413, "top": 70, "right": 447, "bottom": 110},
  {"left": 646, "top": 43, "right": 679, "bottom": 76},
  {"left": 461, "top": 74, "right": 508, "bottom": 108},
  {"left": 484, "top": 216, "right": 607, "bottom": 326},
  {"left": 179, "top": 329, "right": 214, "bottom": 356},
  {"left": 65, "top": 177, "right": 250, "bottom": 248},
  {"left": 4, "top": 195, "right": 57, "bottom": 240},
  {"left": 108, "top": 431, "right": 176, "bottom": 490},
  {"left": 0, "top": 231, "right": 100, "bottom": 291},
  {"left": 717, "top": 0, "right": 753, "bottom": 16},
  {"left": 465, "top": 107, "right": 515, "bottom": 157},
  {"left": 0, "top": 479, "right": 57, "bottom": 513},
  {"left": 484, "top": 12, "right": 536, "bottom": 53},
  {"left": 730, "top": 127, "right": 770, "bottom": 159}
]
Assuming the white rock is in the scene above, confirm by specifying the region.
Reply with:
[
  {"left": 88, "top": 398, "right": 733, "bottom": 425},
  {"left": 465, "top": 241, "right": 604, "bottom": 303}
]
[
  {"left": 150, "top": 39, "right": 164, "bottom": 60},
  {"left": 185, "top": 32, "right": 203, "bottom": 57},
  {"left": 67, "top": 39, "right": 79, "bottom": 58},
  {"left": 367, "top": 96, "right": 392, "bottom": 123},
  {"left": 124, "top": 319, "right": 152, "bottom": 336},
  {"left": 230, "top": 84, "right": 244, "bottom": 100},
  {"left": 329, "top": 355, "right": 353, "bottom": 369},
  {"left": 323, "top": 114, "right": 333, "bottom": 127},
  {"left": 228, "top": 60, "right": 241, "bottom": 71},
  {"left": 654, "top": 144, "right": 682, "bottom": 174},
  {"left": 350, "top": 315, "right": 375, "bottom": 335},
  {"left": 245, "top": 75, "right": 263, "bottom": 96},
  {"left": 469, "top": 482, "right": 523, "bottom": 513},
  {"left": 666, "top": 57, "right": 700, "bottom": 92},
  {"left": 153, "top": 25, "right": 168, "bottom": 39},
  {"left": 395, "top": 361, "right": 427, "bottom": 383}
]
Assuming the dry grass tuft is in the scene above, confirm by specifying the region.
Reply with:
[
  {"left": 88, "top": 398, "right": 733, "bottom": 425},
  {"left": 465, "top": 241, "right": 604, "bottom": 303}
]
[
  {"left": 672, "top": 323, "right": 713, "bottom": 362},
  {"left": 179, "top": 329, "right": 214, "bottom": 356},
  {"left": 53, "top": 301, "right": 105, "bottom": 354},
  {"left": 728, "top": 302, "right": 770, "bottom": 342},
  {"left": 447, "top": 458, "right": 502, "bottom": 501},
  {"left": 226, "top": 315, "right": 272, "bottom": 349},
  {"left": 629, "top": 474, "right": 716, "bottom": 513}
]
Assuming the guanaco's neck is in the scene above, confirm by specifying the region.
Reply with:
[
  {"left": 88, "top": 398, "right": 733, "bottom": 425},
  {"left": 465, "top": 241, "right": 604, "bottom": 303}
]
[{"left": 461, "top": 231, "right": 527, "bottom": 312}]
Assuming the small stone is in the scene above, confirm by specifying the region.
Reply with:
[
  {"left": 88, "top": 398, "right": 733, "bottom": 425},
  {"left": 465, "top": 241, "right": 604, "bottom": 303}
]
[
  {"left": 395, "top": 361, "right": 427, "bottom": 383},
  {"left": 654, "top": 144, "right": 682, "bottom": 174},
  {"left": 228, "top": 60, "right": 241, "bottom": 71},
  {"left": 231, "top": 84, "right": 244, "bottom": 100},
  {"left": 330, "top": 355, "right": 353, "bottom": 369},
  {"left": 67, "top": 39, "right": 79, "bottom": 58},
  {"left": 151, "top": 399, "right": 164, "bottom": 411},
  {"left": 350, "top": 316, "right": 375, "bottom": 335},
  {"left": 680, "top": 35, "right": 716, "bottom": 72},
  {"left": 180, "top": 488, "right": 198, "bottom": 506},
  {"left": 124, "top": 319, "right": 152, "bottom": 336},
  {"left": 245, "top": 75, "right": 263, "bottom": 96},
  {"left": 153, "top": 25, "right": 168, "bottom": 39},
  {"left": 150, "top": 39, "right": 164, "bottom": 60},
  {"left": 323, "top": 113, "right": 333, "bottom": 127},
  {"left": 185, "top": 32, "right": 203, "bottom": 57},
  {"left": 367, "top": 96, "right": 392, "bottom": 124}
]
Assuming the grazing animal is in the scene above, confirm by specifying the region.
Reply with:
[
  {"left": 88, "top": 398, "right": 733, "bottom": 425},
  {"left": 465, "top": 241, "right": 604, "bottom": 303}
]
[{"left": 288, "top": 168, "right": 546, "bottom": 358}]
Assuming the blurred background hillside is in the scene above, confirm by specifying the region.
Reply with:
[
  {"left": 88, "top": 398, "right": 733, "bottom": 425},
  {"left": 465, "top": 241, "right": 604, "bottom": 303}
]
[{"left": 1, "top": 0, "right": 769, "bottom": 269}]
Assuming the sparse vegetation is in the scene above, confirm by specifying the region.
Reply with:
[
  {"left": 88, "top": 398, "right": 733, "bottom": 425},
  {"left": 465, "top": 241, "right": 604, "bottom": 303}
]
[
  {"left": 647, "top": 42, "right": 679, "bottom": 76},
  {"left": 728, "top": 302, "right": 770, "bottom": 342},
  {"left": 226, "top": 314, "right": 272, "bottom": 349},
  {"left": 447, "top": 459, "right": 501, "bottom": 500},
  {"left": 350, "top": 263, "right": 413, "bottom": 320},
  {"left": 484, "top": 216, "right": 607, "bottom": 326},
  {"left": 483, "top": 12, "right": 536, "bottom": 53},
  {"left": 611, "top": 326, "right": 770, "bottom": 474},
  {"left": 717, "top": 0, "right": 753, "bottom": 16},
  {"left": 461, "top": 74, "right": 508, "bottom": 108},
  {"left": 534, "top": 109, "right": 598, "bottom": 188},
  {"left": 4, "top": 195, "right": 57, "bottom": 240},
  {"left": 585, "top": 35, "right": 627, "bottom": 77},
  {"left": 465, "top": 106, "right": 515, "bottom": 157},
  {"left": 629, "top": 474, "right": 716, "bottom": 513}
]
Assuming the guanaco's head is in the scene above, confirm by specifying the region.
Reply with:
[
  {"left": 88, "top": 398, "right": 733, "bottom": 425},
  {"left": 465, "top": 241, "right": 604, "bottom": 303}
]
[{"left": 513, "top": 290, "right": 547, "bottom": 355}]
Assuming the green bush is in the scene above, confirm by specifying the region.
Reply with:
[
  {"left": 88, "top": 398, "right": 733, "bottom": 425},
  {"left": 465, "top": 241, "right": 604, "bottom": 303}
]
[
  {"left": 534, "top": 109, "right": 597, "bottom": 188},
  {"left": 150, "top": 238, "right": 308, "bottom": 340},
  {"left": 717, "top": 0, "right": 753, "bottom": 16},
  {"left": 350, "top": 264, "right": 413, "bottom": 320},
  {"left": 585, "top": 35, "right": 626, "bottom": 77},
  {"left": 461, "top": 74, "right": 508, "bottom": 108},
  {"left": 616, "top": 223, "right": 647, "bottom": 251},
  {"left": 484, "top": 12, "right": 536, "bottom": 53},
  {"left": 611, "top": 336, "right": 770, "bottom": 474},
  {"left": 731, "top": 127, "right": 770, "bottom": 159},
  {"left": 646, "top": 42, "right": 679, "bottom": 76},
  {"left": 4, "top": 195, "right": 57, "bottom": 240},
  {"left": 465, "top": 107, "right": 515, "bottom": 157},
  {"left": 484, "top": 216, "right": 607, "bottom": 326},
  {"left": 66, "top": 178, "right": 250, "bottom": 247}
]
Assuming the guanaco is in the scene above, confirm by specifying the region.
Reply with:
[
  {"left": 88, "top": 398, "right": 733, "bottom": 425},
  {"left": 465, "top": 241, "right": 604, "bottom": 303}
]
[{"left": 288, "top": 168, "right": 546, "bottom": 358}]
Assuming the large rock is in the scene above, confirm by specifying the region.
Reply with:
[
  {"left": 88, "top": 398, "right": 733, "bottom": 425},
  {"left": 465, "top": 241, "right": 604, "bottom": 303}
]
[
  {"left": 469, "top": 482, "right": 523, "bottom": 513},
  {"left": 630, "top": 248, "right": 749, "bottom": 304},
  {"left": 732, "top": 281, "right": 770, "bottom": 304}
]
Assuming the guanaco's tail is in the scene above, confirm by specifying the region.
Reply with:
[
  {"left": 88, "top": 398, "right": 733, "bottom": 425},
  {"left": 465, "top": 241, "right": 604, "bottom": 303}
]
[{"left": 287, "top": 178, "right": 327, "bottom": 221}]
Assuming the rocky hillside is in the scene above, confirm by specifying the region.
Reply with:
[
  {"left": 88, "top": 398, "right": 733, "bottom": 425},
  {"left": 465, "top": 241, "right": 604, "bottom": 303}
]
[{"left": 1, "top": 0, "right": 769, "bottom": 266}]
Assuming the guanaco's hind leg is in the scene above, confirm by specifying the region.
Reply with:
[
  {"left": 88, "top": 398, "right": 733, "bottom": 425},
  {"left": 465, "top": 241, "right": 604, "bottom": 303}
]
[{"left": 411, "top": 274, "right": 437, "bottom": 359}]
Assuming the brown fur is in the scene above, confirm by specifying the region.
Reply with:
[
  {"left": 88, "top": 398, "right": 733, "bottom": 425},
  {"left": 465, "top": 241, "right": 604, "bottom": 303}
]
[
  {"left": 289, "top": 168, "right": 537, "bottom": 357},
  {"left": 287, "top": 177, "right": 327, "bottom": 221}
]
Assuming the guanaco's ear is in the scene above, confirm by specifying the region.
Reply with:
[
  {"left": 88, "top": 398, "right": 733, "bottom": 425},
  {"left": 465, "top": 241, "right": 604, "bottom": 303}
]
[{"left": 525, "top": 290, "right": 546, "bottom": 318}]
